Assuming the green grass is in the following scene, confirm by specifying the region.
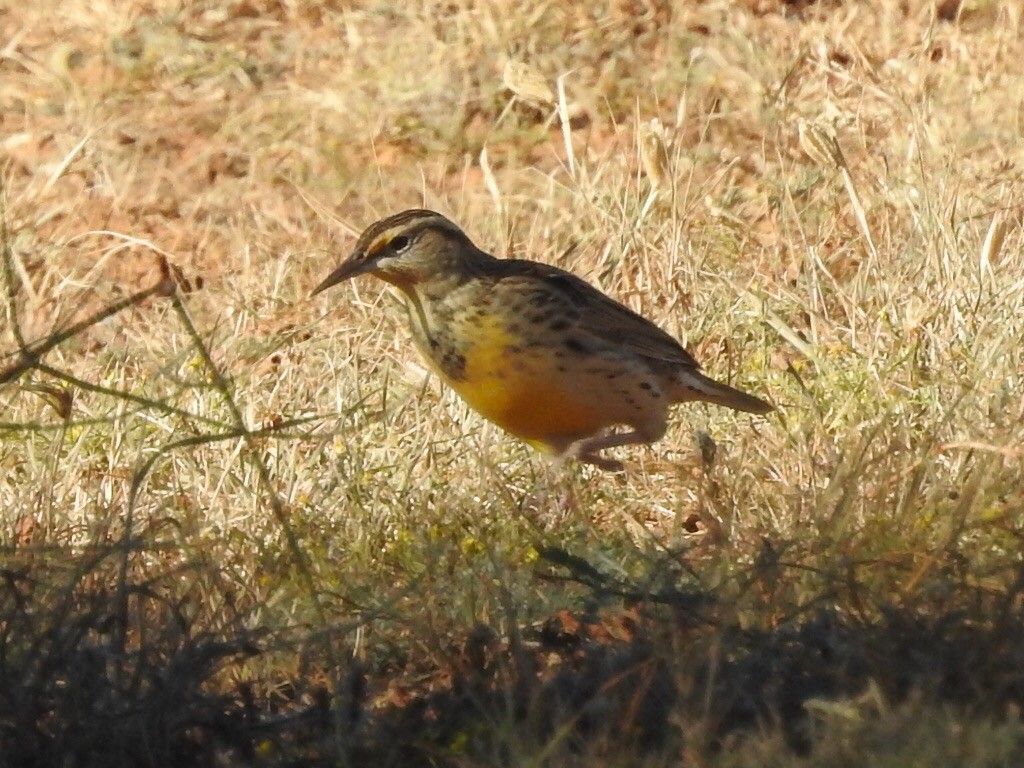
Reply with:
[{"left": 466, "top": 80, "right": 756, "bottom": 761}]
[{"left": 2, "top": 0, "right": 1024, "bottom": 764}]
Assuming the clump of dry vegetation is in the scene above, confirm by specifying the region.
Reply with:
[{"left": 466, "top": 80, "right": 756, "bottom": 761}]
[{"left": 3, "top": 0, "right": 1024, "bottom": 764}]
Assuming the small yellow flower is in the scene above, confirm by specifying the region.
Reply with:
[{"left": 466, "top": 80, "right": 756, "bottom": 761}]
[
  {"left": 448, "top": 730, "right": 469, "bottom": 754},
  {"left": 459, "top": 535, "right": 484, "bottom": 556}
]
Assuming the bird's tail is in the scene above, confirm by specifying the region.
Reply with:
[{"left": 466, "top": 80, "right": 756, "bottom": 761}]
[{"left": 671, "top": 370, "right": 773, "bottom": 414}]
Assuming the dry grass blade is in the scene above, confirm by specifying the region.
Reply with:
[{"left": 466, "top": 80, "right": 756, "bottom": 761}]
[
  {"left": 639, "top": 118, "right": 671, "bottom": 190},
  {"left": 555, "top": 72, "right": 576, "bottom": 179},
  {"left": 799, "top": 119, "right": 879, "bottom": 264},
  {"left": 744, "top": 289, "right": 822, "bottom": 369},
  {"left": 479, "top": 145, "right": 503, "bottom": 214},
  {"left": 840, "top": 166, "right": 879, "bottom": 263},
  {"left": 979, "top": 209, "right": 1008, "bottom": 280},
  {"left": 0, "top": 267, "right": 173, "bottom": 386}
]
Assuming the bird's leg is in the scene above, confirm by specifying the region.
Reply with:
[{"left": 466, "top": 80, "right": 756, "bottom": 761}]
[
  {"left": 568, "top": 420, "right": 667, "bottom": 472},
  {"left": 518, "top": 456, "right": 578, "bottom": 525},
  {"left": 568, "top": 430, "right": 647, "bottom": 472}
]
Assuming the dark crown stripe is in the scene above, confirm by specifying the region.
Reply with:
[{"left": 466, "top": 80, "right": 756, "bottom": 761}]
[{"left": 356, "top": 209, "right": 459, "bottom": 254}]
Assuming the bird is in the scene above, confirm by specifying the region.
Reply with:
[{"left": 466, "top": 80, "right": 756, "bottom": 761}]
[{"left": 312, "top": 209, "right": 772, "bottom": 471}]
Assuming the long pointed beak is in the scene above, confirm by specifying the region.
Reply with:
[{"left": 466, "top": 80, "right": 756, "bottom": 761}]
[{"left": 311, "top": 251, "right": 372, "bottom": 296}]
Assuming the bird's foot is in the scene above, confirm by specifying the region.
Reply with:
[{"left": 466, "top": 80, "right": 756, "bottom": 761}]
[
  {"left": 566, "top": 444, "right": 625, "bottom": 472},
  {"left": 582, "top": 453, "right": 624, "bottom": 472}
]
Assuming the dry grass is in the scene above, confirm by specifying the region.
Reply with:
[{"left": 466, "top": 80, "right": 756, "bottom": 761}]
[{"left": 3, "top": 0, "right": 1024, "bottom": 764}]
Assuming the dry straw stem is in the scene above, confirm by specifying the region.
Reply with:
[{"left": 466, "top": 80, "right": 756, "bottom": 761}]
[
  {"left": 978, "top": 209, "right": 1008, "bottom": 281},
  {"left": 555, "top": 72, "right": 576, "bottom": 179},
  {"left": 798, "top": 119, "right": 879, "bottom": 265},
  {"left": 638, "top": 117, "right": 672, "bottom": 218},
  {"left": 0, "top": 259, "right": 174, "bottom": 387},
  {"left": 744, "top": 289, "right": 823, "bottom": 371},
  {"left": 479, "top": 145, "right": 503, "bottom": 215},
  {"left": 639, "top": 118, "right": 671, "bottom": 190}
]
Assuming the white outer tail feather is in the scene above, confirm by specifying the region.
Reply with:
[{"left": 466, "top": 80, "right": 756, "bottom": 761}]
[{"left": 672, "top": 371, "right": 773, "bottom": 414}]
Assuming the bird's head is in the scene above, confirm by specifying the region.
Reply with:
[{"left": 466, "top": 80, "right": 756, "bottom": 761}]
[{"left": 312, "top": 209, "right": 478, "bottom": 295}]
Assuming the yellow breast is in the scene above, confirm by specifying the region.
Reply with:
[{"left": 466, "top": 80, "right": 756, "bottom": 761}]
[{"left": 439, "top": 319, "right": 614, "bottom": 450}]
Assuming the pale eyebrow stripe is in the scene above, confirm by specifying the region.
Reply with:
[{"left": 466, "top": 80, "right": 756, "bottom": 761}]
[
  {"left": 360, "top": 212, "right": 454, "bottom": 255},
  {"left": 366, "top": 235, "right": 393, "bottom": 255}
]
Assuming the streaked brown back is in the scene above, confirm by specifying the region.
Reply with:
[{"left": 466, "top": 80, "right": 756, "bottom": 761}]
[{"left": 483, "top": 259, "right": 700, "bottom": 370}]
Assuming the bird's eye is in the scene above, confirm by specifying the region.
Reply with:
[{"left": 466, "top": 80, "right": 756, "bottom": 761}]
[{"left": 390, "top": 235, "right": 411, "bottom": 252}]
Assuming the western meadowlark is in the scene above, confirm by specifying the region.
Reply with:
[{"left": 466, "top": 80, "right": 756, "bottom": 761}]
[{"left": 313, "top": 209, "right": 772, "bottom": 470}]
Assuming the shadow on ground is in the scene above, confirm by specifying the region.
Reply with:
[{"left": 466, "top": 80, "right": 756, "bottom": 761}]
[{"left": 2, "top": 542, "right": 1023, "bottom": 767}]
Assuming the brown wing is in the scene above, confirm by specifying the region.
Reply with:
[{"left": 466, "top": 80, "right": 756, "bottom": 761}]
[{"left": 487, "top": 259, "right": 700, "bottom": 370}]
